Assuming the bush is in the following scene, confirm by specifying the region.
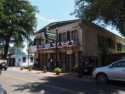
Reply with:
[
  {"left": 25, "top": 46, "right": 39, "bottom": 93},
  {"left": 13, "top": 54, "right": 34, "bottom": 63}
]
[
  {"left": 29, "top": 65, "right": 33, "bottom": 68},
  {"left": 54, "top": 67, "right": 62, "bottom": 73},
  {"left": 20, "top": 67, "right": 23, "bottom": 70}
]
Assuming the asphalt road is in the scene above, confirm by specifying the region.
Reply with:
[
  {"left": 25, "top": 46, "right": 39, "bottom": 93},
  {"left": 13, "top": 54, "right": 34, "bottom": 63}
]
[{"left": 0, "top": 67, "right": 125, "bottom": 94}]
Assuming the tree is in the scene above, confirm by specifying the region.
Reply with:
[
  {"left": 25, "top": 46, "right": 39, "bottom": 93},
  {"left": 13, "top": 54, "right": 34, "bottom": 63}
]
[
  {"left": 0, "top": 0, "right": 37, "bottom": 59},
  {"left": 74, "top": 0, "right": 125, "bottom": 36}
]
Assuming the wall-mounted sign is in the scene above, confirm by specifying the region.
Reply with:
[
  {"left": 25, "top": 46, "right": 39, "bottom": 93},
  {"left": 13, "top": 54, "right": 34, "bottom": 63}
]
[
  {"left": 8, "top": 47, "right": 16, "bottom": 54},
  {"left": 44, "top": 50, "right": 55, "bottom": 53},
  {"left": 45, "top": 43, "right": 50, "bottom": 48},
  {"left": 30, "top": 46, "right": 37, "bottom": 52},
  {"left": 47, "top": 32, "right": 57, "bottom": 40},
  {"left": 67, "top": 50, "right": 72, "bottom": 54}
]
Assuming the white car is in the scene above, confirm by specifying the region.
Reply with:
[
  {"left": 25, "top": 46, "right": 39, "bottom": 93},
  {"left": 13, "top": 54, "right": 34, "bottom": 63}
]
[
  {"left": 0, "top": 86, "right": 7, "bottom": 94},
  {"left": 93, "top": 59, "right": 125, "bottom": 83}
]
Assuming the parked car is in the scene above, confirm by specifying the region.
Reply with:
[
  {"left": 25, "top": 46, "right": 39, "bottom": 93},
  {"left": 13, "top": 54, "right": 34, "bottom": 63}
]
[
  {"left": 93, "top": 59, "right": 125, "bottom": 83},
  {"left": 0, "top": 86, "right": 7, "bottom": 94},
  {"left": 0, "top": 59, "right": 8, "bottom": 70}
]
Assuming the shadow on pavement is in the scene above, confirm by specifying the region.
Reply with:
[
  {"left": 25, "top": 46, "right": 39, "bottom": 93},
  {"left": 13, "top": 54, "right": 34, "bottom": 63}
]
[{"left": 12, "top": 75, "right": 125, "bottom": 94}]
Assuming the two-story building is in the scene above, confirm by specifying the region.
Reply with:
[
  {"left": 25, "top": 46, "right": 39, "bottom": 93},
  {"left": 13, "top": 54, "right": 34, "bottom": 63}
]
[{"left": 33, "top": 19, "right": 125, "bottom": 71}]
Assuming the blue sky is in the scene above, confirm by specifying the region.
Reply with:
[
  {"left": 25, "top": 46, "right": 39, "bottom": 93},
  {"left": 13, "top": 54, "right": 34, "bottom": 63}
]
[
  {"left": 28, "top": 0, "right": 76, "bottom": 31},
  {"left": 28, "top": 0, "right": 121, "bottom": 37}
]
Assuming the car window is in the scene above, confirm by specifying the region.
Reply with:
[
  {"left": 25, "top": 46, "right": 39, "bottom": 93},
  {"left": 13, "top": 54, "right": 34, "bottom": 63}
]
[{"left": 112, "top": 61, "right": 125, "bottom": 67}]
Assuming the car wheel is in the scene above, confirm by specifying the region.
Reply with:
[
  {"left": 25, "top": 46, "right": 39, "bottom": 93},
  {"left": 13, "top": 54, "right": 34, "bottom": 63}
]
[{"left": 96, "top": 73, "right": 108, "bottom": 84}]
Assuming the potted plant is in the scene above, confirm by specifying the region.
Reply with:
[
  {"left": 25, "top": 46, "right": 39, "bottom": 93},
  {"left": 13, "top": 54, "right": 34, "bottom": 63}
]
[
  {"left": 28, "top": 65, "right": 33, "bottom": 71},
  {"left": 54, "top": 67, "right": 62, "bottom": 75},
  {"left": 20, "top": 67, "right": 23, "bottom": 70},
  {"left": 43, "top": 65, "right": 47, "bottom": 73}
]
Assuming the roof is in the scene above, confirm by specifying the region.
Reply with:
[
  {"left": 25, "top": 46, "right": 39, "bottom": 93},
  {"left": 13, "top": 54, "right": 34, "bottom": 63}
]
[
  {"left": 35, "top": 19, "right": 80, "bottom": 34},
  {"left": 35, "top": 19, "right": 125, "bottom": 41}
]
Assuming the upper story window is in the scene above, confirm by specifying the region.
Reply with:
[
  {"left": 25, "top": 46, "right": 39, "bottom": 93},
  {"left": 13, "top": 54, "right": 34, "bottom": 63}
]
[
  {"left": 70, "top": 30, "right": 78, "bottom": 42},
  {"left": 67, "top": 31, "right": 70, "bottom": 41},
  {"left": 63, "top": 32, "right": 67, "bottom": 42},
  {"left": 108, "top": 38, "right": 115, "bottom": 49},
  {"left": 117, "top": 43, "right": 121, "bottom": 51},
  {"left": 98, "top": 35, "right": 104, "bottom": 48},
  {"left": 33, "top": 38, "right": 43, "bottom": 45},
  {"left": 58, "top": 33, "right": 62, "bottom": 42}
]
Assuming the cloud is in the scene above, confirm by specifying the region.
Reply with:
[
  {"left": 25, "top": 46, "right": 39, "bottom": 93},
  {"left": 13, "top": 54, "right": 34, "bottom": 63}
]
[{"left": 35, "top": 14, "right": 56, "bottom": 22}]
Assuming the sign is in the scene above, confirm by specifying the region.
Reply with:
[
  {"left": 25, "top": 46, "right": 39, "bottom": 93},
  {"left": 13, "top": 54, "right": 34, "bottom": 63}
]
[
  {"left": 8, "top": 47, "right": 16, "bottom": 54},
  {"left": 29, "top": 46, "right": 37, "bottom": 52},
  {"left": 67, "top": 50, "right": 72, "bottom": 54},
  {"left": 16, "top": 48, "right": 24, "bottom": 55},
  {"left": 43, "top": 50, "right": 55, "bottom": 53},
  {"left": 45, "top": 43, "right": 50, "bottom": 48},
  {"left": 44, "top": 30, "right": 57, "bottom": 41}
]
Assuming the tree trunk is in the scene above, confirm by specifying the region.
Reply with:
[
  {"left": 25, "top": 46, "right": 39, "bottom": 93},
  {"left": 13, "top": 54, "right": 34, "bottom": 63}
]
[{"left": 1, "top": 36, "right": 10, "bottom": 59}]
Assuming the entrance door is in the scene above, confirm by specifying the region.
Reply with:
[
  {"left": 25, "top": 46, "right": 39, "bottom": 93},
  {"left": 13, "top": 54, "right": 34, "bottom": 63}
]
[{"left": 65, "top": 54, "right": 70, "bottom": 71}]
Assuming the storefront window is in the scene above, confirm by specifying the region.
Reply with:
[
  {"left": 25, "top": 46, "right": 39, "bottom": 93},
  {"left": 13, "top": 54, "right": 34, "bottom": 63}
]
[{"left": 30, "top": 57, "right": 33, "bottom": 63}]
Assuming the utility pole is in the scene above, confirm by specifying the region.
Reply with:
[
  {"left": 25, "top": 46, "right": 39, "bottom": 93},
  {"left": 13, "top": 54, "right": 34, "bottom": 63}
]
[
  {"left": 27, "top": 44, "right": 30, "bottom": 68},
  {"left": 55, "top": 28, "right": 58, "bottom": 67}
]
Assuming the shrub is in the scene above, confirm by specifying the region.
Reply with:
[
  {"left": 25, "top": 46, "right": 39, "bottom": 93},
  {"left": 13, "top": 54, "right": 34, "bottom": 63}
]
[
  {"left": 20, "top": 67, "right": 23, "bottom": 70},
  {"left": 29, "top": 65, "right": 33, "bottom": 68},
  {"left": 54, "top": 67, "right": 62, "bottom": 73}
]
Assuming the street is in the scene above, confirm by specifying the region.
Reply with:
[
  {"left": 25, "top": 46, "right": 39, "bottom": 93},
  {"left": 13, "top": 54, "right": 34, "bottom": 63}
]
[{"left": 0, "top": 67, "right": 125, "bottom": 94}]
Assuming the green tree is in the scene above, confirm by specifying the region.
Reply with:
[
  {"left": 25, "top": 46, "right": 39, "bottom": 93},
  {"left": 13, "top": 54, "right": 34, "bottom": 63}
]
[
  {"left": 74, "top": 0, "right": 125, "bottom": 36},
  {"left": 0, "top": 0, "right": 37, "bottom": 59}
]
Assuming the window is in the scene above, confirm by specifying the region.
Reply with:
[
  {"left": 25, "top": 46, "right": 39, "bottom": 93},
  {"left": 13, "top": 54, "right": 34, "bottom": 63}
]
[
  {"left": 30, "top": 57, "right": 33, "bottom": 63},
  {"left": 71, "top": 30, "right": 78, "bottom": 41},
  {"left": 98, "top": 35, "right": 104, "bottom": 48},
  {"left": 67, "top": 31, "right": 70, "bottom": 41},
  {"left": 112, "top": 61, "right": 125, "bottom": 67},
  {"left": 108, "top": 38, "right": 115, "bottom": 48},
  {"left": 64, "top": 32, "right": 67, "bottom": 42},
  {"left": 23, "top": 57, "right": 26, "bottom": 63},
  {"left": 117, "top": 43, "right": 121, "bottom": 51},
  {"left": 58, "top": 33, "right": 62, "bottom": 42}
]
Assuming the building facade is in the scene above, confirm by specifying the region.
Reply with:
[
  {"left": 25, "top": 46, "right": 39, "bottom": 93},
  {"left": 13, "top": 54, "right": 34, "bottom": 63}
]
[{"left": 33, "top": 19, "right": 125, "bottom": 71}]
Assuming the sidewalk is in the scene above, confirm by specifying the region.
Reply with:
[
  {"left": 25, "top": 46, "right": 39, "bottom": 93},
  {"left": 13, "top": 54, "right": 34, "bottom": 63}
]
[{"left": 8, "top": 67, "right": 93, "bottom": 81}]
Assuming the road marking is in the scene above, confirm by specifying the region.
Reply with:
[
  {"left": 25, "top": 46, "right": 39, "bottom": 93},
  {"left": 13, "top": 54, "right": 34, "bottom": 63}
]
[
  {"left": 3, "top": 74, "right": 34, "bottom": 83},
  {"left": 3, "top": 73, "right": 77, "bottom": 93}
]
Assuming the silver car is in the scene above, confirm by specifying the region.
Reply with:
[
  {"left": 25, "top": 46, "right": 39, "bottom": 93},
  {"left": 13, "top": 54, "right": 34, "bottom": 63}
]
[
  {"left": 93, "top": 59, "right": 125, "bottom": 83},
  {"left": 0, "top": 87, "right": 7, "bottom": 94}
]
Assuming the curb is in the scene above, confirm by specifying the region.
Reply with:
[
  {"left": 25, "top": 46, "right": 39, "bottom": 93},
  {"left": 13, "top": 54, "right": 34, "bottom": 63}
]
[{"left": 8, "top": 67, "right": 93, "bottom": 81}]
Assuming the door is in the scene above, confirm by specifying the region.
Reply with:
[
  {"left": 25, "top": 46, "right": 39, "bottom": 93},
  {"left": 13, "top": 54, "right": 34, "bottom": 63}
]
[{"left": 109, "top": 61, "right": 125, "bottom": 80}]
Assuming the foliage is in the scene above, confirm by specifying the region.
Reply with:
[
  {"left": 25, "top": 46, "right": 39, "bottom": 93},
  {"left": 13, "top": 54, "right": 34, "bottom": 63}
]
[
  {"left": 28, "top": 65, "right": 33, "bottom": 68},
  {"left": 74, "top": 0, "right": 125, "bottom": 37},
  {"left": 0, "top": 0, "right": 37, "bottom": 59},
  {"left": 54, "top": 67, "right": 62, "bottom": 73}
]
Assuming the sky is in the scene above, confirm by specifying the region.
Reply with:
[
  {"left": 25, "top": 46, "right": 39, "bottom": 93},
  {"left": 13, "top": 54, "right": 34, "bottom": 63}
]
[
  {"left": 28, "top": 0, "right": 76, "bottom": 31},
  {"left": 28, "top": 0, "right": 122, "bottom": 37},
  {"left": 22, "top": 0, "right": 122, "bottom": 53}
]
